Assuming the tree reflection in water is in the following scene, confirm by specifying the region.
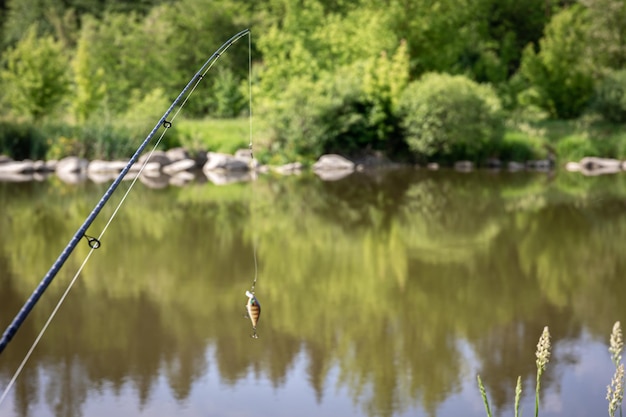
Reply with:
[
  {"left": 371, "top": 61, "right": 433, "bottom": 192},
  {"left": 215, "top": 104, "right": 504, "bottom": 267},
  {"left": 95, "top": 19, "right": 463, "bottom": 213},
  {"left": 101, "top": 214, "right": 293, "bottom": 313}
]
[{"left": 0, "top": 170, "right": 626, "bottom": 417}]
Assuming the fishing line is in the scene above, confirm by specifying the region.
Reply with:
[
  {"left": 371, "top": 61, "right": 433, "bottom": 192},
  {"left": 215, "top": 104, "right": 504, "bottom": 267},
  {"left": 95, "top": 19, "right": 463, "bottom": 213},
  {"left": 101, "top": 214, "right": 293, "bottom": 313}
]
[
  {"left": 248, "top": 32, "right": 259, "bottom": 293},
  {"left": 0, "top": 28, "right": 251, "bottom": 405}
]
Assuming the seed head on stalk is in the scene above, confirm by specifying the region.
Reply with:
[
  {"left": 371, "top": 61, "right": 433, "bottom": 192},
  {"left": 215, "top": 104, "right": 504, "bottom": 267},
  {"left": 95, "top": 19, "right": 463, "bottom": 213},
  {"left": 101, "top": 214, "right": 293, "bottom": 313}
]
[
  {"left": 610, "top": 321, "right": 623, "bottom": 367},
  {"left": 534, "top": 326, "right": 551, "bottom": 417}
]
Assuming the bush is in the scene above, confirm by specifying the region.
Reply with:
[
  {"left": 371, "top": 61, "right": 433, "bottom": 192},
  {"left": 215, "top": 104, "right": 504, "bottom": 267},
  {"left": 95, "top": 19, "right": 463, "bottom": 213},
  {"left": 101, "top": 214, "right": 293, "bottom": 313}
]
[
  {"left": 594, "top": 70, "right": 626, "bottom": 123},
  {"left": 0, "top": 121, "right": 48, "bottom": 160},
  {"left": 398, "top": 73, "right": 505, "bottom": 163},
  {"left": 260, "top": 70, "right": 394, "bottom": 162}
]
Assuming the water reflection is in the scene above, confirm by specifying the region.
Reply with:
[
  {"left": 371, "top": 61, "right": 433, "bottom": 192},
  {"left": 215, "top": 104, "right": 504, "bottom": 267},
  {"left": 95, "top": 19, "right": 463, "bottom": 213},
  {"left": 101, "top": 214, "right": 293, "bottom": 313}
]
[{"left": 0, "top": 170, "right": 625, "bottom": 417}]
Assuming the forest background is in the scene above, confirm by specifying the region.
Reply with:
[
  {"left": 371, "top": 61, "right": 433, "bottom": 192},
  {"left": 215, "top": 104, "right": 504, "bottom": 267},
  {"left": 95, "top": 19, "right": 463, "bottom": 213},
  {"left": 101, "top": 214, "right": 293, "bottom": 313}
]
[{"left": 0, "top": 0, "right": 625, "bottom": 166}]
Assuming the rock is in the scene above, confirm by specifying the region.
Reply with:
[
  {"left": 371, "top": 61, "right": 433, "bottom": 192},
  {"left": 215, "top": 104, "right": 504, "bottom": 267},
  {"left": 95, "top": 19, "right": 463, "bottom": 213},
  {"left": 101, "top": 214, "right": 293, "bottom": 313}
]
[
  {"left": 565, "top": 162, "right": 581, "bottom": 172},
  {"left": 56, "top": 156, "right": 88, "bottom": 174},
  {"left": 0, "top": 172, "right": 34, "bottom": 182},
  {"left": 454, "top": 161, "right": 473, "bottom": 172},
  {"left": 273, "top": 162, "right": 303, "bottom": 175},
  {"left": 0, "top": 160, "right": 35, "bottom": 174},
  {"left": 139, "top": 173, "right": 170, "bottom": 189},
  {"left": 427, "top": 163, "right": 439, "bottom": 170},
  {"left": 312, "top": 154, "right": 355, "bottom": 172},
  {"left": 165, "top": 147, "right": 189, "bottom": 162},
  {"left": 169, "top": 171, "right": 196, "bottom": 187},
  {"left": 88, "top": 160, "right": 119, "bottom": 173},
  {"left": 32, "top": 160, "right": 52, "bottom": 172},
  {"left": 193, "top": 152, "right": 209, "bottom": 167},
  {"left": 0, "top": 155, "right": 12, "bottom": 164},
  {"left": 138, "top": 150, "right": 171, "bottom": 167},
  {"left": 203, "top": 152, "right": 250, "bottom": 172},
  {"left": 204, "top": 170, "right": 251, "bottom": 185},
  {"left": 45, "top": 160, "right": 58, "bottom": 171},
  {"left": 315, "top": 169, "right": 353, "bottom": 181},
  {"left": 580, "top": 157, "right": 622, "bottom": 171},
  {"left": 88, "top": 171, "right": 117, "bottom": 183},
  {"left": 129, "top": 161, "right": 161, "bottom": 173},
  {"left": 526, "top": 159, "right": 552, "bottom": 171},
  {"left": 162, "top": 158, "right": 197, "bottom": 175},
  {"left": 234, "top": 148, "right": 253, "bottom": 161},
  {"left": 507, "top": 161, "right": 525, "bottom": 172},
  {"left": 56, "top": 170, "right": 88, "bottom": 184},
  {"left": 485, "top": 158, "right": 502, "bottom": 169}
]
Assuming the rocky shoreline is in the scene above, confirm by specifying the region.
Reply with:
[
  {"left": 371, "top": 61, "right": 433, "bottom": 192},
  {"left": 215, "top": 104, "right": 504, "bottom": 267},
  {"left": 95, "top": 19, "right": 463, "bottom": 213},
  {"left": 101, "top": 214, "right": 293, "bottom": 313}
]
[{"left": 0, "top": 148, "right": 622, "bottom": 186}]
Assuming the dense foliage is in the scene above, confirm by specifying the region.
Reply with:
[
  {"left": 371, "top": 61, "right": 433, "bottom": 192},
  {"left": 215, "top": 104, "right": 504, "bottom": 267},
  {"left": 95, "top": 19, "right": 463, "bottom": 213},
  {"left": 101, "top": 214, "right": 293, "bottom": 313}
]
[
  {"left": 399, "top": 73, "right": 504, "bottom": 163},
  {"left": 0, "top": 0, "right": 625, "bottom": 163}
]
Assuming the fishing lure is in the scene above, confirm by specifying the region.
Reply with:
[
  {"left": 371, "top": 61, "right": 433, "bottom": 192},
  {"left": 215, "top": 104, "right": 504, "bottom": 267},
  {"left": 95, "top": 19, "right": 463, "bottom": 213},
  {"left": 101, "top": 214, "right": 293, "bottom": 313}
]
[{"left": 245, "top": 290, "right": 261, "bottom": 338}]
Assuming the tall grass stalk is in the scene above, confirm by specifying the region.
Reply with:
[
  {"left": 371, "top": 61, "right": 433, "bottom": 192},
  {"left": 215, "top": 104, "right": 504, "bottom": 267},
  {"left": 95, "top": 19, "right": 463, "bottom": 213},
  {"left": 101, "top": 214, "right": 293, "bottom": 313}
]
[
  {"left": 535, "top": 326, "right": 551, "bottom": 417},
  {"left": 608, "top": 321, "right": 624, "bottom": 417},
  {"left": 477, "top": 326, "right": 550, "bottom": 417},
  {"left": 477, "top": 375, "right": 493, "bottom": 417},
  {"left": 514, "top": 376, "right": 522, "bottom": 417}
]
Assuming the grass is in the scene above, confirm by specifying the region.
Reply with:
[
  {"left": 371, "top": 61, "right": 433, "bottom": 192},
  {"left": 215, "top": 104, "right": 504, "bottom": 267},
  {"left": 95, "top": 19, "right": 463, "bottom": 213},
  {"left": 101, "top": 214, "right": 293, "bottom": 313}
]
[
  {"left": 504, "top": 117, "right": 626, "bottom": 164},
  {"left": 171, "top": 117, "right": 252, "bottom": 155},
  {"left": 477, "top": 323, "right": 624, "bottom": 417},
  {"left": 3, "top": 115, "right": 626, "bottom": 164}
]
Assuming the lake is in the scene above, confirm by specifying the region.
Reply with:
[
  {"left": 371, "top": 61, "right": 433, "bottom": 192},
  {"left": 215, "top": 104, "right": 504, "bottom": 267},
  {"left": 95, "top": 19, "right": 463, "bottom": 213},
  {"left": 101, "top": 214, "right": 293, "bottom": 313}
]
[{"left": 0, "top": 168, "right": 625, "bottom": 417}]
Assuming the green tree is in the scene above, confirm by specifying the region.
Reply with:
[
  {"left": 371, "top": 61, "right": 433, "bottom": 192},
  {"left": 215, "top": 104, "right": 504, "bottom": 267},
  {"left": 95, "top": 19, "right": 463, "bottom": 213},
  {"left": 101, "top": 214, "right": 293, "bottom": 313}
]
[
  {"left": 162, "top": 0, "right": 252, "bottom": 116},
  {"left": 74, "top": 9, "right": 174, "bottom": 116},
  {"left": 0, "top": 25, "right": 70, "bottom": 121},
  {"left": 581, "top": 0, "right": 626, "bottom": 71},
  {"left": 516, "top": 5, "right": 594, "bottom": 119},
  {"left": 70, "top": 14, "right": 106, "bottom": 123}
]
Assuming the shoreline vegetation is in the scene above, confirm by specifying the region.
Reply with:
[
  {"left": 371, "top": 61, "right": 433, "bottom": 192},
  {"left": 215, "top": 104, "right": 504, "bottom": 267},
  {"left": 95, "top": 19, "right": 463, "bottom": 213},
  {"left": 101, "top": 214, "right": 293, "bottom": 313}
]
[
  {"left": 1, "top": 1, "right": 626, "bottom": 174},
  {"left": 2, "top": 116, "right": 626, "bottom": 185}
]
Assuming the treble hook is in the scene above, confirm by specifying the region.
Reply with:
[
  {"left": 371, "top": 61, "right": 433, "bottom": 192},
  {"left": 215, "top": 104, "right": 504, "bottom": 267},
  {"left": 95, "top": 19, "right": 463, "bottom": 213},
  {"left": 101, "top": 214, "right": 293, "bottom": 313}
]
[{"left": 83, "top": 234, "right": 101, "bottom": 249}]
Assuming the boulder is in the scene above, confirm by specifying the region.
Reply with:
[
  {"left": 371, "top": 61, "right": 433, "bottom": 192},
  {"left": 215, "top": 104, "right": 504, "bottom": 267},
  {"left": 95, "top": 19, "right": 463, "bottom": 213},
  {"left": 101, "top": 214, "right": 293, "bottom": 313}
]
[
  {"left": 0, "top": 155, "right": 12, "bottom": 164},
  {"left": 526, "top": 159, "right": 552, "bottom": 171},
  {"left": 0, "top": 160, "right": 35, "bottom": 174},
  {"left": 169, "top": 171, "right": 196, "bottom": 187},
  {"left": 165, "top": 147, "right": 189, "bottom": 162},
  {"left": 139, "top": 173, "right": 170, "bottom": 189},
  {"left": 315, "top": 169, "right": 353, "bottom": 181},
  {"left": 273, "top": 162, "right": 303, "bottom": 175},
  {"left": 88, "top": 160, "right": 119, "bottom": 173},
  {"left": 580, "top": 157, "right": 622, "bottom": 171},
  {"left": 162, "top": 158, "right": 197, "bottom": 175},
  {"left": 129, "top": 161, "right": 161, "bottom": 173},
  {"left": 454, "top": 161, "right": 474, "bottom": 172},
  {"left": 312, "top": 154, "right": 355, "bottom": 172},
  {"left": 507, "top": 161, "right": 525, "bottom": 172},
  {"left": 565, "top": 162, "right": 581, "bottom": 172},
  {"left": 56, "top": 156, "right": 88, "bottom": 174},
  {"left": 138, "top": 150, "right": 171, "bottom": 167},
  {"left": 234, "top": 148, "right": 253, "bottom": 161},
  {"left": 203, "top": 152, "right": 250, "bottom": 172},
  {"left": 205, "top": 170, "right": 251, "bottom": 185}
]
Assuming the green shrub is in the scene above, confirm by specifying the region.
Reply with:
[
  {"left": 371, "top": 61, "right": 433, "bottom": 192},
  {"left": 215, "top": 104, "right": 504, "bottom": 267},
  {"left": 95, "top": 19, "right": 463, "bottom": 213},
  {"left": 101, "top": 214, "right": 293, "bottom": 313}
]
[
  {"left": 261, "top": 71, "right": 390, "bottom": 161},
  {"left": 498, "top": 131, "right": 545, "bottom": 162},
  {"left": 594, "top": 70, "right": 626, "bottom": 123},
  {"left": 0, "top": 121, "right": 48, "bottom": 160},
  {"left": 398, "top": 73, "right": 505, "bottom": 163}
]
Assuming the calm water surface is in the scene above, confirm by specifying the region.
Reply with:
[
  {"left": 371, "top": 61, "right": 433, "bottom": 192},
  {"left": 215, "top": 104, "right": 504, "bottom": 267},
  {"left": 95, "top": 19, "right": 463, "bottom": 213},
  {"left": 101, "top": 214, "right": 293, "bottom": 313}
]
[{"left": 1, "top": 169, "right": 625, "bottom": 417}]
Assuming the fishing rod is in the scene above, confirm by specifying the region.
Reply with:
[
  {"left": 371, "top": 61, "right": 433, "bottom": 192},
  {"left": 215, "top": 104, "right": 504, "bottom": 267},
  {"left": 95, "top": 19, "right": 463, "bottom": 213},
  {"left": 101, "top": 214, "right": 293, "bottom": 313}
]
[{"left": 0, "top": 28, "right": 251, "bottom": 356}]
